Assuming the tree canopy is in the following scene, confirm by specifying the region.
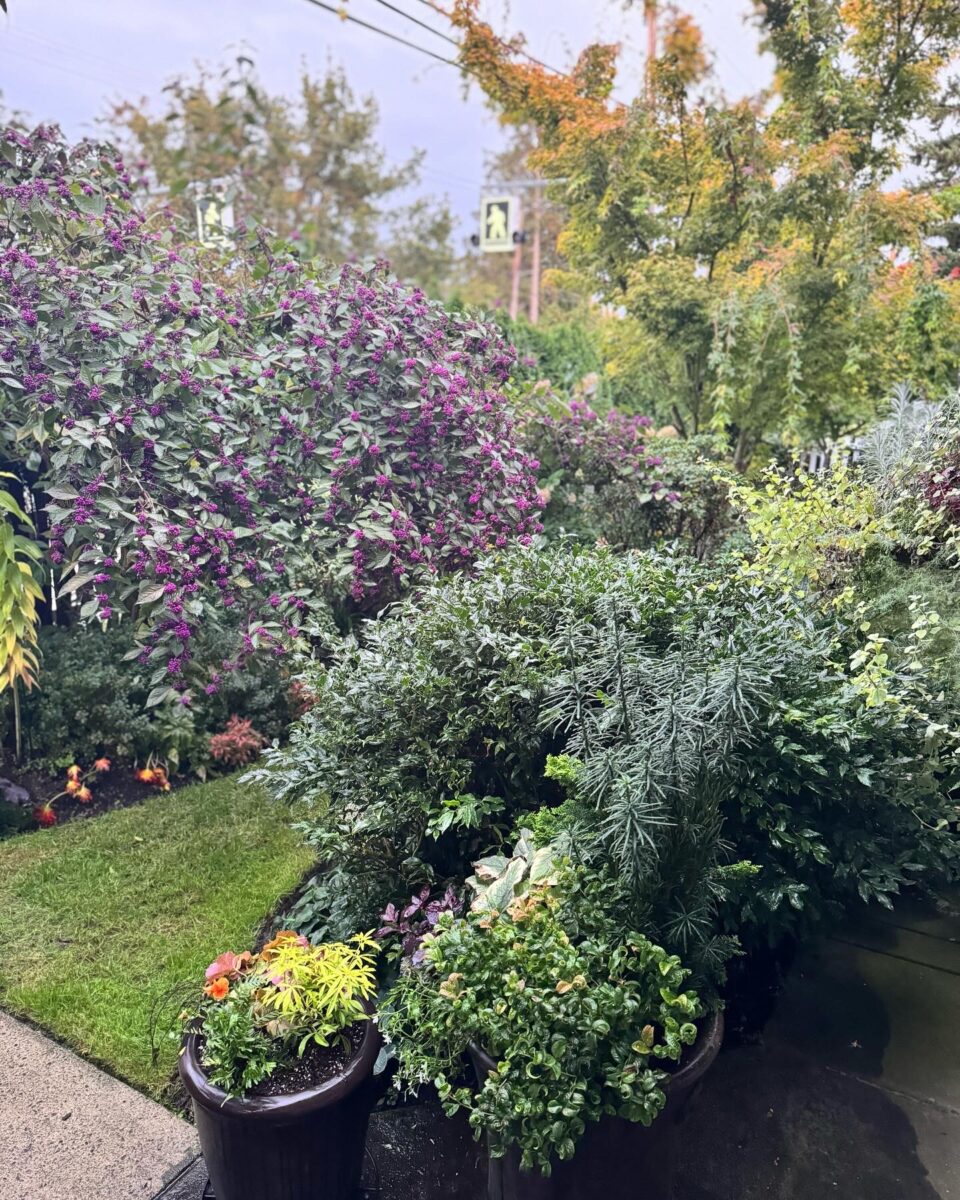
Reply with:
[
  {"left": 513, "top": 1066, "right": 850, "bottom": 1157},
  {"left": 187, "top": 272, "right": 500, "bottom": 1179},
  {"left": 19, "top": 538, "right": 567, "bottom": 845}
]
[
  {"left": 448, "top": 0, "right": 960, "bottom": 466},
  {"left": 106, "top": 58, "right": 455, "bottom": 295}
]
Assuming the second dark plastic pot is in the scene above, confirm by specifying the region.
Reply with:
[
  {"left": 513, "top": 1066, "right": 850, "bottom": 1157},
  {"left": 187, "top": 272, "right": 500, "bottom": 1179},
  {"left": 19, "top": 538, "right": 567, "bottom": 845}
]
[
  {"left": 179, "top": 1004, "right": 382, "bottom": 1200},
  {"left": 469, "top": 1010, "right": 724, "bottom": 1200}
]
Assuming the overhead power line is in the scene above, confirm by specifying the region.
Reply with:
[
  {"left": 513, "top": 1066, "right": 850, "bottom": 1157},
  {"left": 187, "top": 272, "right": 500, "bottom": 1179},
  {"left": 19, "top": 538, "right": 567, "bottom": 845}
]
[
  {"left": 12, "top": 26, "right": 131, "bottom": 75},
  {"left": 370, "top": 0, "right": 459, "bottom": 47},
  {"left": 300, "top": 0, "right": 462, "bottom": 69},
  {"left": 3, "top": 41, "right": 130, "bottom": 93},
  {"left": 408, "top": 0, "right": 629, "bottom": 113},
  {"left": 299, "top": 0, "right": 629, "bottom": 115},
  {"left": 409, "top": 0, "right": 571, "bottom": 81}
]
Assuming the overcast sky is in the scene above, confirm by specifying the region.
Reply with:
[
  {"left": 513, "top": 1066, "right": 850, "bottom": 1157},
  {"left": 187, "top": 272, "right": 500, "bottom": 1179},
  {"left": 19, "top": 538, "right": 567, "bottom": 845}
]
[{"left": 0, "top": 0, "right": 772, "bottom": 234}]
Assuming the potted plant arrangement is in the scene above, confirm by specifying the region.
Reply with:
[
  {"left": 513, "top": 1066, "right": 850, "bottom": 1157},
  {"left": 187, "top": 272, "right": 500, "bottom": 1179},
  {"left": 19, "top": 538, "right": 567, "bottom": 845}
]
[
  {"left": 381, "top": 837, "right": 723, "bottom": 1200},
  {"left": 178, "top": 930, "right": 382, "bottom": 1200}
]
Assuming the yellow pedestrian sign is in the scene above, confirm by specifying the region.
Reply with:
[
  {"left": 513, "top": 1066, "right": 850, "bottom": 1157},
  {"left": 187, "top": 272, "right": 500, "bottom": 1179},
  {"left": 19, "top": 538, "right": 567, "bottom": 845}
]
[
  {"left": 195, "top": 194, "right": 234, "bottom": 250},
  {"left": 480, "top": 195, "right": 518, "bottom": 253}
]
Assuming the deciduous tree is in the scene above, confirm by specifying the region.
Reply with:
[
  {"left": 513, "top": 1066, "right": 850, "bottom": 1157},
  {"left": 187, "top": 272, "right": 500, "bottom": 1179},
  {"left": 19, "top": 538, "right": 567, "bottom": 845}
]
[
  {"left": 106, "top": 58, "right": 454, "bottom": 293},
  {"left": 447, "top": 0, "right": 960, "bottom": 466}
]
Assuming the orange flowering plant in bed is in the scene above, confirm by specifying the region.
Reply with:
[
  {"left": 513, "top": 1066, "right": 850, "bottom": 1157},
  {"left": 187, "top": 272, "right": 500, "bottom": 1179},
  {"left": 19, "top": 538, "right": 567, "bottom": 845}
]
[
  {"left": 33, "top": 756, "right": 111, "bottom": 827},
  {"left": 135, "top": 759, "right": 171, "bottom": 791}
]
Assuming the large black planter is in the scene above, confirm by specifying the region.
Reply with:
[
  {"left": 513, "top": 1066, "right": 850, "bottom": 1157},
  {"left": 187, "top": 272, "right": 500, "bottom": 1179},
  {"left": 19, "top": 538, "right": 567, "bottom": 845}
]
[
  {"left": 179, "top": 1007, "right": 382, "bottom": 1200},
  {"left": 469, "top": 1010, "right": 724, "bottom": 1200}
]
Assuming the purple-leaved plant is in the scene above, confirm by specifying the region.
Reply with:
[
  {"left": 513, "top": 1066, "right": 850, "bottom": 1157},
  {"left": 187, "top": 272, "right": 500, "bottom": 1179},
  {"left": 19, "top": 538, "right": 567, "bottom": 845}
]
[{"left": 376, "top": 885, "right": 463, "bottom": 967}]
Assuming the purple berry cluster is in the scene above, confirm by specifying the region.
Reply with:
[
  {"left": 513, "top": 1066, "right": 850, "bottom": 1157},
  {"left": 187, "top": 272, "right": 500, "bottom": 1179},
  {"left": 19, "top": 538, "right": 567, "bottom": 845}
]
[
  {"left": 525, "top": 397, "right": 679, "bottom": 506},
  {"left": 0, "top": 124, "right": 542, "bottom": 700}
]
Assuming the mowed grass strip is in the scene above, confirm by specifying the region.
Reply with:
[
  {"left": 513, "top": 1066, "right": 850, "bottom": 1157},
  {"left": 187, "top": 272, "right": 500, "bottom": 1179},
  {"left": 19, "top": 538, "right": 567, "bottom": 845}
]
[{"left": 0, "top": 777, "right": 312, "bottom": 1099}]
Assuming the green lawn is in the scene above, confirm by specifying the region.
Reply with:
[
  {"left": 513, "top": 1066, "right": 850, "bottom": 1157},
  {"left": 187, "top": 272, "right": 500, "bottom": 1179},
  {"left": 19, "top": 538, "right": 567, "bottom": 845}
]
[{"left": 0, "top": 777, "right": 313, "bottom": 1099}]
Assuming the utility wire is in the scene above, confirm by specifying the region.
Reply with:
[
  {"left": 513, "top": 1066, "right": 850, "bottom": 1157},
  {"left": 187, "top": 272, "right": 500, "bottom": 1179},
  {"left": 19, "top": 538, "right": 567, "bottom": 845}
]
[
  {"left": 2, "top": 41, "right": 131, "bottom": 93},
  {"left": 370, "top": 0, "right": 459, "bottom": 47},
  {"left": 409, "top": 0, "right": 585, "bottom": 87},
  {"left": 10, "top": 26, "right": 135, "bottom": 76},
  {"left": 301, "top": 0, "right": 462, "bottom": 69},
  {"left": 300, "top": 0, "right": 628, "bottom": 115}
]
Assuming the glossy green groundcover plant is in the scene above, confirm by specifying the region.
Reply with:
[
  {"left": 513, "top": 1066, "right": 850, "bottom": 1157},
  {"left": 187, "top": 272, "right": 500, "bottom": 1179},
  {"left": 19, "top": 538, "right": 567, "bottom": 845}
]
[{"left": 381, "top": 868, "right": 702, "bottom": 1175}]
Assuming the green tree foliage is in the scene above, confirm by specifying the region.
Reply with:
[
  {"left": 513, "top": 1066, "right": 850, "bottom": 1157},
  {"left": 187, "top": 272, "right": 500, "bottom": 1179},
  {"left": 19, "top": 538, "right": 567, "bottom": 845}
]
[
  {"left": 500, "top": 315, "right": 603, "bottom": 394},
  {"left": 914, "top": 77, "right": 960, "bottom": 276},
  {"left": 105, "top": 58, "right": 455, "bottom": 293},
  {"left": 448, "top": 0, "right": 960, "bottom": 465}
]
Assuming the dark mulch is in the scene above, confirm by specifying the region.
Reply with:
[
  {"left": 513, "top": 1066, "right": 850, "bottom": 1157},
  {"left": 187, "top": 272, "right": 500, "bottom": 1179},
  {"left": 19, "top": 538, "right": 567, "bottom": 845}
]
[
  {"left": 249, "top": 1021, "right": 367, "bottom": 1098},
  {"left": 0, "top": 752, "right": 176, "bottom": 834}
]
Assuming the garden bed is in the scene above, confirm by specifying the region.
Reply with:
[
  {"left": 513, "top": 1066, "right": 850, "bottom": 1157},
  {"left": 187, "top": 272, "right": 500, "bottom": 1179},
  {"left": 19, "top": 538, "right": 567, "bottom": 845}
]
[{"left": 0, "top": 753, "right": 172, "bottom": 835}]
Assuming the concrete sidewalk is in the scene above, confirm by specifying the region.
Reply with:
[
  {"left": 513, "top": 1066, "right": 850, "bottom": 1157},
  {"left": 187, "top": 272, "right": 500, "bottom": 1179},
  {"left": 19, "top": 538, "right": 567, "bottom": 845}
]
[
  {"left": 0, "top": 1011, "right": 197, "bottom": 1200},
  {"left": 678, "top": 888, "right": 960, "bottom": 1199}
]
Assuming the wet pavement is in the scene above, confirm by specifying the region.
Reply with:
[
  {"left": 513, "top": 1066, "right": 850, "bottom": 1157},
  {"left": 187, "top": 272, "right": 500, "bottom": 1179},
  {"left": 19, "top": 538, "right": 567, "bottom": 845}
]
[
  {"left": 155, "top": 890, "right": 960, "bottom": 1200},
  {"left": 678, "top": 889, "right": 960, "bottom": 1200}
]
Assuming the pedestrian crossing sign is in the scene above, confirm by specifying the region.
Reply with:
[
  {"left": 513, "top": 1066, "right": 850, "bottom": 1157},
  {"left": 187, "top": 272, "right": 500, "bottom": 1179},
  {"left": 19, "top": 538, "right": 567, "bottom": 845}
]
[{"left": 479, "top": 195, "right": 518, "bottom": 252}]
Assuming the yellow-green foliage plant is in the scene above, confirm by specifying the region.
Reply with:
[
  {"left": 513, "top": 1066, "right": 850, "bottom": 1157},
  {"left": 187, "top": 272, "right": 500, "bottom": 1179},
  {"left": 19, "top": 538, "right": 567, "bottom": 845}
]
[
  {"left": 187, "top": 930, "right": 379, "bottom": 1096},
  {"left": 727, "top": 460, "right": 892, "bottom": 598},
  {"left": 257, "top": 931, "right": 378, "bottom": 1053},
  {"left": 0, "top": 477, "right": 44, "bottom": 760}
]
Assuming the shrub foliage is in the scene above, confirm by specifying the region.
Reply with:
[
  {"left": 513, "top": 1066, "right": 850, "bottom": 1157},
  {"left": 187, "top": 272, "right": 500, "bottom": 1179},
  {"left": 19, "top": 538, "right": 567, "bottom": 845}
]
[
  {"left": 0, "top": 124, "right": 541, "bottom": 701},
  {"left": 257, "top": 546, "right": 959, "bottom": 969}
]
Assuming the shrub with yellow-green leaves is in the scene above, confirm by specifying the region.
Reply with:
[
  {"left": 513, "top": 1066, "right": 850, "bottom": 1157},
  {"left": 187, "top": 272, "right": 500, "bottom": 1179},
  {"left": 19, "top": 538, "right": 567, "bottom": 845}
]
[
  {"left": 0, "top": 478, "right": 44, "bottom": 759},
  {"left": 726, "top": 460, "right": 892, "bottom": 595}
]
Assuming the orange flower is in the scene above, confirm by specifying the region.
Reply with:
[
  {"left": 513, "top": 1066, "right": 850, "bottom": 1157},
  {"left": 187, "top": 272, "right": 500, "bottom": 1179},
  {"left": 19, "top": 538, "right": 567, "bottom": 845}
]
[
  {"left": 204, "top": 977, "right": 230, "bottom": 1001},
  {"left": 66, "top": 765, "right": 82, "bottom": 781},
  {"left": 93, "top": 757, "right": 111, "bottom": 773},
  {"left": 64, "top": 779, "right": 81, "bottom": 795},
  {"left": 77, "top": 786, "right": 93, "bottom": 803},
  {"left": 137, "top": 765, "right": 171, "bottom": 791},
  {"left": 34, "top": 804, "right": 57, "bottom": 827}
]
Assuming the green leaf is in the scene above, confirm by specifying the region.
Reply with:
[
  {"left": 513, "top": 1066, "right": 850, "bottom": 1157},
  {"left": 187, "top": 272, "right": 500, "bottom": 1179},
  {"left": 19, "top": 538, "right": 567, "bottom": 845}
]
[
  {"left": 138, "top": 581, "right": 168, "bottom": 606},
  {"left": 146, "top": 684, "right": 174, "bottom": 708},
  {"left": 59, "top": 571, "right": 98, "bottom": 597}
]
